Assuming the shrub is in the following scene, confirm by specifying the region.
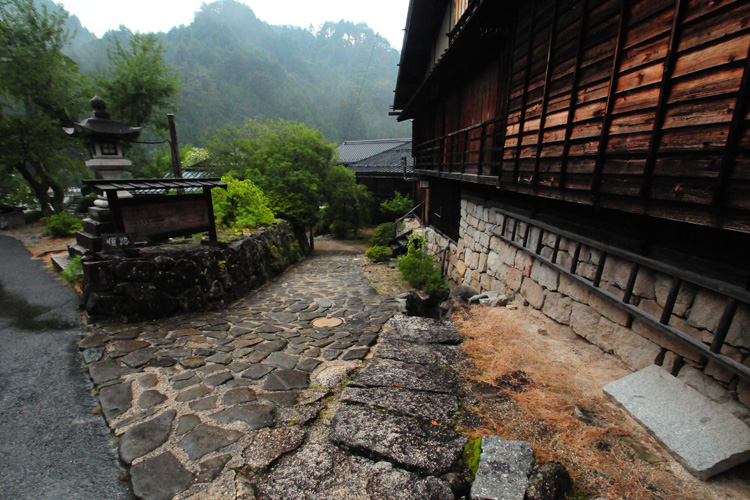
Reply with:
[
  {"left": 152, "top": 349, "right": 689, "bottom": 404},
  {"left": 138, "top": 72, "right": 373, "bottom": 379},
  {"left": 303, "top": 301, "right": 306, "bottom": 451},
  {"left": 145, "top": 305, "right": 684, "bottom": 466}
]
[
  {"left": 60, "top": 255, "right": 83, "bottom": 289},
  {"left": 330, "top": 219, "right": 353, "bottom": 239},
  {"left": 371, "top": 222, "right": 396, "bottom": 247},
  {"left": 42, "top": 213, "right": 82, "bottom": 237},
  {"left": 212, "top": 175, "right": 276, "bottom": 229},
  {"left": 76, "top": 193, "right": 99, "bottom": 214},
  {"left": 397, "top": 234, "right": 449, "bottom": 299},
  {"left": 365, "top": 245, "right": 391, "bottom": 263},
  {"left": 380, "top": 191, "right": 413, "bottom": 218},
  {"left": 24, "top": 210, "right": 43, "bottom": 224}
]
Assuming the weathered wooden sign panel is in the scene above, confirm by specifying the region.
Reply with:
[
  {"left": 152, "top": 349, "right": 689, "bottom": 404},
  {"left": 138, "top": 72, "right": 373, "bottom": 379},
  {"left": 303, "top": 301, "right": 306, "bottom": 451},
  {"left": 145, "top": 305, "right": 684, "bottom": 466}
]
[
  {"left": 101, "top": 233, "right": 132, "bottom": 251},
  {"left": 114, "top": 194, "right": 214, "bottom": 241}
]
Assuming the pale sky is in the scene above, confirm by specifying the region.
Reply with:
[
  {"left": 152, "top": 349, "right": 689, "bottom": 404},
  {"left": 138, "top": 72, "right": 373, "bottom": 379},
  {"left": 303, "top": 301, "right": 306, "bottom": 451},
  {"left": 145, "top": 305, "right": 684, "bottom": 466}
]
[{"left": 55, "top": 0, "right": 411, "bottom": 50}]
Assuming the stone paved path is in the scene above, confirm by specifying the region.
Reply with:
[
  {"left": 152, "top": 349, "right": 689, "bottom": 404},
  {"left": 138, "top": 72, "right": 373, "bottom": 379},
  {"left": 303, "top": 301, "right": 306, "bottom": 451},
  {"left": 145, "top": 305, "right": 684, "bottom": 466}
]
[{"left": 81, "top": 240, "right": 426, "bottom": 499}]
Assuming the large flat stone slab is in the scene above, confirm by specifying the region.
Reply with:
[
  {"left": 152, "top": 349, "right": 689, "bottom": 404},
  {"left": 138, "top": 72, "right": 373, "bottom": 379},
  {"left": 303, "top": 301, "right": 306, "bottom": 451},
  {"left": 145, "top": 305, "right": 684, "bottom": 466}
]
[
  {"left": 386, "top": 315, "right": 464, "bottom": 345},
  {"left": 330, "top": 404, "right": 466, "bottom": 476},
  {"left": 471, "top": 436, "right": 534, "bottom": 500},
  {"left": 355, "top": 358, "right": 460, "bottom": 394},
  {"left": 256, "top": 443, "right": 453, "bottom": 500},
  {"left": 340, "top": 386, "right": 459, "bottom": 425},
  {"left": 210, "top": 404, "right": 275, "bottom": 430},
  {"left": 98, "top": 382, "right": 132, "bottom": 424},
  {"left": 179, "top": 424, "right": 244, "bottom": 460},
  {"left": 242, "top": 427, "right": 306, "bottom": 469},
  {"left": 375, "top": 338, "right": 449, "bottom": 365},
  {"left": 130, "top": 451, "right": 194, "bottom": 500},
  {"left": 263, "top": 369, "right": 309, "bottom": 391},
  {"left": 119, "top": 410, "right": 175, "bottom": 464},
  {"left": 603, "top": 364, "right": 750, "bottom": 480},
  {"left": 88, "top": 357, "right": 136, "bottom": 385}
]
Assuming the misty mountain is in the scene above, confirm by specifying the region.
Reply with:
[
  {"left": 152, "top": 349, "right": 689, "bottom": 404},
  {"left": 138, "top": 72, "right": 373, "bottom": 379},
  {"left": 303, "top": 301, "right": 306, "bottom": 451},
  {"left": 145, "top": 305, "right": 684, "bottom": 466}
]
[{"left": 53, "top": 0, "right": 409, "bottom": 145}]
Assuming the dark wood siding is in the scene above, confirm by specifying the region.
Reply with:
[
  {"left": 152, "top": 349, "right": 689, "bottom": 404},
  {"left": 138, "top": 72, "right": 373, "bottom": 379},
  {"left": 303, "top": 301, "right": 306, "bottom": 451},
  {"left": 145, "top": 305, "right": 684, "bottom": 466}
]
[{"left": 411, "top": 0, "right": 750, "bottom": 233}]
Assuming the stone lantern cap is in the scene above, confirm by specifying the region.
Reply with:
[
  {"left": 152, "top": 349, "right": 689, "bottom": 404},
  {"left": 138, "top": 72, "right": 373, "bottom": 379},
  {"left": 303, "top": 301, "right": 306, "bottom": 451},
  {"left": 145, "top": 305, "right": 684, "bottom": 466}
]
[{"left": 63, "top": 96, "right": 142, "bottom": 141}]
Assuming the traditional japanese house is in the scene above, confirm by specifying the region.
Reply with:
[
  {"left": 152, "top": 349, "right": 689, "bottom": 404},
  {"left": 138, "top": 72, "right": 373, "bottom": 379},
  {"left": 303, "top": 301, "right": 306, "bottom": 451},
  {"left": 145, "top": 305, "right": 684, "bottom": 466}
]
[
  {"left": 393, "top": 0, "right": 750, "bottom": 407},
  {"left": 337, "top": 139, "right": 416, "bottom": 221}
]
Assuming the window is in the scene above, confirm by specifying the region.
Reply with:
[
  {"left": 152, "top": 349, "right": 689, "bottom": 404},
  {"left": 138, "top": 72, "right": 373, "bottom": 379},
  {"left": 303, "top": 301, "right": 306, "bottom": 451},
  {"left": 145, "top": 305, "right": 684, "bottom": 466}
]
[{"left": 100, "top": 142, "right": 118, "bottom": 155}]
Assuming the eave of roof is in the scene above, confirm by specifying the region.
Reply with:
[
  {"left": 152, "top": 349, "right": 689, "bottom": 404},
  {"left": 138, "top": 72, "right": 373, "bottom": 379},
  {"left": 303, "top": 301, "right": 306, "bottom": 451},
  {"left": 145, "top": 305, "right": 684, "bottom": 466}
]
[
  {"left": 393, "top": 0, "right": 451, "bottom": 113},
  {"left": 336, "top": 138, "right": 411, "bottom": 164},
  {"left": 348, "top": 146, "right": 414, "bottom": 174},
  {"left": 393, "top": 0, "right": 513, "bottom": 120}
]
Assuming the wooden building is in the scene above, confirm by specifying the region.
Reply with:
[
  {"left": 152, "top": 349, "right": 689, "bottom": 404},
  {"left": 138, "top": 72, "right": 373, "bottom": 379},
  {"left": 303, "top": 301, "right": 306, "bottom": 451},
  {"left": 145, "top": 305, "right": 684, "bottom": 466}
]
[
  {"left": 337, "top": 139, "right": 416, "bottom": 222},
  {"left": 394, "top": 0, "right": 750, "bottom": 405}
]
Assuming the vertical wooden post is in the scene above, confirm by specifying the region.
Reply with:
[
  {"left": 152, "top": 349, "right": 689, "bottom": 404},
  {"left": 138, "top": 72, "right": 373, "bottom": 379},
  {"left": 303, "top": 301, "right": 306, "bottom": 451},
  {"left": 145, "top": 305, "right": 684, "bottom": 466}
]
[
  {"left": 168, "top": 114, "right": 185, "bottom": 196},
  {"left": 497, "top": 15, "right": 518, "bottom": 186},
  {"left": 570, "top": 242, "right": 582, "bottom": 274},
  {"left": 107, "top": 189, "right": 125, "bottom": 234},
  {"left": 660, "top": 278, "right": 682, "bottom": 324},
  {"left": 622, "top": 262, "right": 640, "bottom": 304},
  {"left": 639, "top": 0, "right": 686, "bottom": 199},
  {"left": 203, "top": 186, "right": 218, "bottom": 242},
  {"left": 559, "top": 0, "right": 588, "bottom": 190},
  {"left": 713, "top": 43, "right": 750, "bottom": 208},
  {"left": 593, "top": 252, "right": 608, "bottom": 287},
  {"left": 478, "top": 121, "right": 487, "bottom": 176},
  {"left": 533, "top": 0, "right": 561, "bottom": 187},
  {"left": 168, "top": 114, "right": 184, "bottom": 179},
  {"left": 710, "top": 298, "right": 739, "bottom": 353},
  {"left": 551, "top": 233, "right": 562, "bottom": 264},
  {"left": 591, "top": 0, "right": 630, "bottom": 202},
  {"left": 513, "top": 0, "right": 538, "bottom": 184}
]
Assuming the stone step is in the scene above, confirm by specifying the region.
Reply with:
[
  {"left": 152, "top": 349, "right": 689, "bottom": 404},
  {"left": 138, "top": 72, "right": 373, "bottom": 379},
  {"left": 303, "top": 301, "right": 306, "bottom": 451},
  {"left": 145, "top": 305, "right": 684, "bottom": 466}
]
[
  {"left": 603, "top": 365, "right": 750, "bottom": 480},
  {"left": 88, "top": 206, "right": 112, "bottom": 222},
  {"left": 67, "top": 243, "right": 91, "bottom": 258},
  {"left": 83, "top": 217, "right": 115, "bottom": 235},
  {"left": 75, "top": 230, "right": 102, "bottom": 252},
  {"left": 471, "top": 436, "right": 534, "bottom": 500},
  {"left": 50, "top": 253, "right": 71, "bottom": 273},
  {"left": 330, "top": 404, "right": 467, "bottom": 476}
]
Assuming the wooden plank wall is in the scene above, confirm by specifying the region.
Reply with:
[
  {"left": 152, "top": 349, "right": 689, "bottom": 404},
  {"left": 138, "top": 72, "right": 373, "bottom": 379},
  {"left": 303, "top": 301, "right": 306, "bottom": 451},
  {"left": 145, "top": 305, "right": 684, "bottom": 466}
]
[
  {"left": 418, "top": 0, "right": 750, "bottom": 233},
  {"left": 454, "top": 0, "right": 471, "bottom": 23},
  {"left": 502, "top": 0, "right": 750, "bottom": 228}
]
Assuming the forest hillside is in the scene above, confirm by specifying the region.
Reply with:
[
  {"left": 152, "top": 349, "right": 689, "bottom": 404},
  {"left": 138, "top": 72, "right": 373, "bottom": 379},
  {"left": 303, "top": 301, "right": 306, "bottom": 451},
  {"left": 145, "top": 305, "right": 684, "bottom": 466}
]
[{"left": 55, "top": 0, "right": 409, "bottom": 145}]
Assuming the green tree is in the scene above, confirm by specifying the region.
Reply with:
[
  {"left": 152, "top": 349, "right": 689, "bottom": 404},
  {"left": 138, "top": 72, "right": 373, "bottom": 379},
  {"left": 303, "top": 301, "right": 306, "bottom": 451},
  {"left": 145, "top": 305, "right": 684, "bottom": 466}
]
[
  {"left": 96, "top": 33, "right": 180, "bottom": 133},
  {"left": 0, "top": 0, "right": 89, "bottom": 214},
  {"left": 212, "top": 175, "right": 275, "bottom": 230},
  {"left": 206, "top": 119, "right": 370, "bottom": 247},
  {"left": 320, "top": 165, "right": 372, "bottom": 238},
  {"left": 380, "top": 191, "right": 413, "bottom": 218}
]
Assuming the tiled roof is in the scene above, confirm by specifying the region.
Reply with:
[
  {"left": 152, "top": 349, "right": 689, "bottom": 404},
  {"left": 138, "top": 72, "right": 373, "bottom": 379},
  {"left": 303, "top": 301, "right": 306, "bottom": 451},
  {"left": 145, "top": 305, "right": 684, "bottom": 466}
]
[
  {"left": 337, "top": 138, "right": 411, "bottom": 164},
  {"left": 347, "top": 142, "right": 414, "bottom": 175}
]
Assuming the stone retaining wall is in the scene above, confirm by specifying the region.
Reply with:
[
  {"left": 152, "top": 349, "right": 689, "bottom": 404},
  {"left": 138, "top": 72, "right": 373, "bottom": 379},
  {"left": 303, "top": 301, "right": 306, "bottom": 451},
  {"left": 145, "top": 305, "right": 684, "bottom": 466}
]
[
  {"left": 423, "top": 196, "right": 750, "bottom": 416},
  {"left": 82, "top": 220, "right": 307, "bottom": 323}
]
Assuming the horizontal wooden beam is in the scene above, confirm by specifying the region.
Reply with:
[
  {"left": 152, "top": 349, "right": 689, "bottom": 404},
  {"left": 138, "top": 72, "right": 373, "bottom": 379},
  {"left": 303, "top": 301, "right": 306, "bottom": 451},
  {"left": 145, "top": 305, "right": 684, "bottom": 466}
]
[{"left": 491, "top": 218, "right": 750, "bottom": 383}]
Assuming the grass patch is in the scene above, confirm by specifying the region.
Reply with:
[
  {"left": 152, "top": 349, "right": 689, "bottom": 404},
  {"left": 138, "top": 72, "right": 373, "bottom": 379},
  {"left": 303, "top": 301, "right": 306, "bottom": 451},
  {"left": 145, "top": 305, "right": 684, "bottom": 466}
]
[{"left": 462, "top": 437, "right": 483, "bottom": 480}]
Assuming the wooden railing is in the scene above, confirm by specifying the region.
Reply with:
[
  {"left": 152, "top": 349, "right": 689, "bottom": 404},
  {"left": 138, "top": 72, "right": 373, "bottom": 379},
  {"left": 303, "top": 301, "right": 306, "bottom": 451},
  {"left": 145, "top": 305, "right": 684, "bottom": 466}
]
[
  {"left": 414, "top": 117, "right": 505, "bottom": 179},
  {"left": 491, "top": 207, "right": 750, "bottom": 384}
]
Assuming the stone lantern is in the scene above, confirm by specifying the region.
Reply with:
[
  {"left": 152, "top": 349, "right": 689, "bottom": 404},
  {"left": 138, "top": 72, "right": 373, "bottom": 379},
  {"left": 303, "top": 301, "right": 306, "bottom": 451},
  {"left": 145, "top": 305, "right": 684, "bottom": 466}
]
[
  {"left": 64, "top": 96, "right": 142, "bottom": 205},
  {"left": 65, "top": 96, "right": 141, "bottom": 255}
]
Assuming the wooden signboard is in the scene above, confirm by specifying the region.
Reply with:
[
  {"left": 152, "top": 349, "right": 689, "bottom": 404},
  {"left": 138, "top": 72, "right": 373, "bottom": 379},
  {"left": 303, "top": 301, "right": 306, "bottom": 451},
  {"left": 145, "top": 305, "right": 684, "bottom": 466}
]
[
  {"left": 101, "top": 233, "right": 132, "bottom": 251},
  {"left": 111, "top": 193, "right": 217, "bottom": 242}
]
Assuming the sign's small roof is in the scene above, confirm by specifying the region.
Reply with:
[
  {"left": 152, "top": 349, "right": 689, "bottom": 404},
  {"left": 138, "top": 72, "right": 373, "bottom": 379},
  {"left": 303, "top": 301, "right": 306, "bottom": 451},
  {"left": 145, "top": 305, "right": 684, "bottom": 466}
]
[{"left": 82, "top": 178, "right": 227, "bottom": 196}]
